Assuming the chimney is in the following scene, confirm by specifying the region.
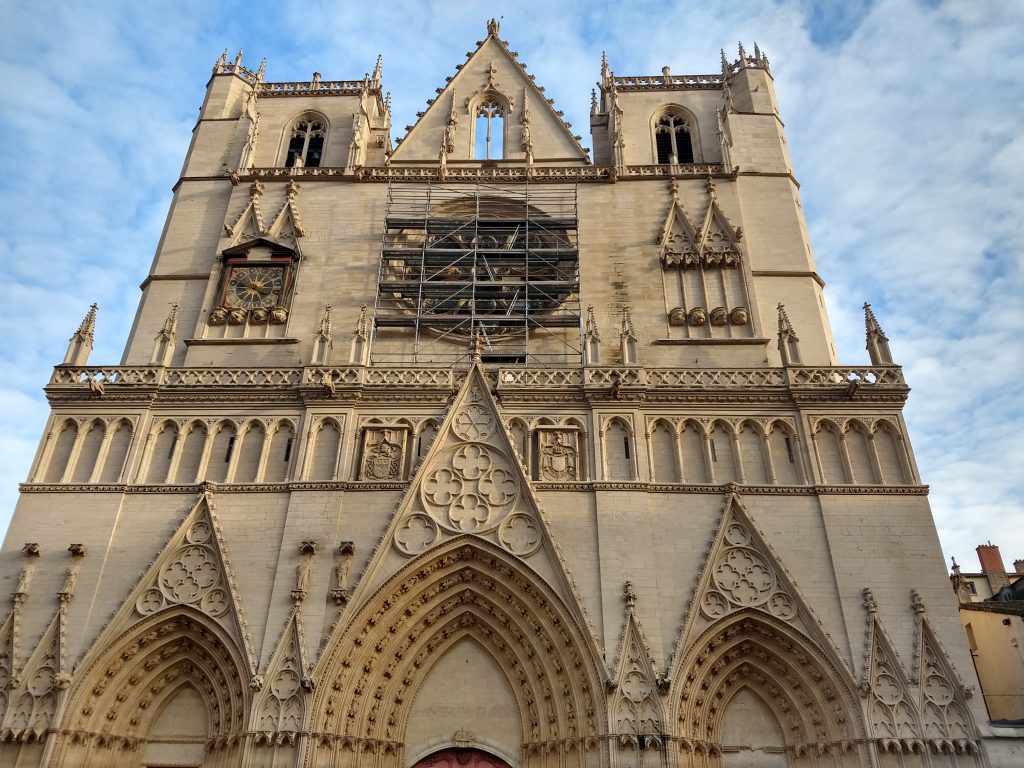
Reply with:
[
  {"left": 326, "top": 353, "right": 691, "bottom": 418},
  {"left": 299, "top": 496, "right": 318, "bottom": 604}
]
[
  {"left": 977, "top": 542, "right": 1010, "bottom": 592},
  {"left": 1014, "top": 559, "right": 1024, "bottom": 575}
]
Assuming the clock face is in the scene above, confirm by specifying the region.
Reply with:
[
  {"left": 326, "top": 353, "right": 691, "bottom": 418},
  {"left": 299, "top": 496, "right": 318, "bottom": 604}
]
[{"left": 225, "top": 266, "right": 285, "bottom": 309}]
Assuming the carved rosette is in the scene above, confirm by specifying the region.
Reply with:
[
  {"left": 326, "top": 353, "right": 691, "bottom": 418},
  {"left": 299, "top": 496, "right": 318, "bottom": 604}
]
[
  {"left": 136, "top": 519, "right": 229, "bottom": 618},
  {"left": 699, "top": 522, "right": 796, "bottom": 622}
]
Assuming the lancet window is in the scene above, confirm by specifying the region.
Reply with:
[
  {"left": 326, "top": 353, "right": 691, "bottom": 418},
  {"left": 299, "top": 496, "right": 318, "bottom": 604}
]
[
  {"left": 654, "top": 110, "right": 694, "bottom": 164},
  {"left": 474, "top": 98, "right": 505, "bottom": 160},
  {"left": 285, "top": 115, "right": 326, "bottom": 168}
]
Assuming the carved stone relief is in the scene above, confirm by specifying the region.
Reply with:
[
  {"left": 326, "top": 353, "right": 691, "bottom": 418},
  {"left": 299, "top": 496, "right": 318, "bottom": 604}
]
[
  {"left": 537, "top": 429, "right": 580, "bottom": 481},
  {"left": 359, "top": 427, "right": 408, "bottom": 481}
]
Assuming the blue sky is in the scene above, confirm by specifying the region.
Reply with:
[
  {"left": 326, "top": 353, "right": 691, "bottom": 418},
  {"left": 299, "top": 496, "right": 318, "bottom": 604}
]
[{"left": 1, "top": 0, "right": 1021, "bottom": 572}]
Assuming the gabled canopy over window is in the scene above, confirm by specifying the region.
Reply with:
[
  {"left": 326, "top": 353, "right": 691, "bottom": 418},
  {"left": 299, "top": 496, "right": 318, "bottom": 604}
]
[
  {"left": 655, "top": 111, "right": 694, "bottom": 164},
  {"left": 286, "top": 117, "right": 326, "bottom": 168},
  {"left": 474, "top": 99, "right": 505, "bottom": 160}
]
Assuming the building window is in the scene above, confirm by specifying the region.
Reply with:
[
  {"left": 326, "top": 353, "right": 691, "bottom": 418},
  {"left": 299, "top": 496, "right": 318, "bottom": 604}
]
[
  {"left": 286, "top": 117, "right": 326, "bottom": 168},
  {"left": 655, "top": 112, "right": 694, "bottom": 164},
  {"left": 474, "top": 99, "right": 504, "bottom": 160}
]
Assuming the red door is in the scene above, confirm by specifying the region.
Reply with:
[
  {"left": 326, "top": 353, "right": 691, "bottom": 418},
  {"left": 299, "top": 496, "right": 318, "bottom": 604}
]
[{"left": 410, "top": 747, "right": 513, "bottom": 768}]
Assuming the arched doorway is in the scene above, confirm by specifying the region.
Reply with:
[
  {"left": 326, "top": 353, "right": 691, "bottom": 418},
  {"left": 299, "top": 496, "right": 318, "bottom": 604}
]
[{"left": 412, "top": 747, "right": 512, "bottom": 767}]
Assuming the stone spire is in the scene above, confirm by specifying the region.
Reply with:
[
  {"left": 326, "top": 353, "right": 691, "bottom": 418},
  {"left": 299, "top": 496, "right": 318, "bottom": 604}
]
[
  {"left": 863, "top": 302, "right": 894, "bottom": 365},
  {"left": 619, "top": 306, "right": 637, "bottom": 365},
  {"left": 372, "top": 54, "right": 382, "bottom": 82},
  {"left": 600, "top": 51, "right": 611, "bottom": 86},
  {"left": 63, "top": 304, "right": 97, "bottom": 366},
  {"left": 777, "top": 303, "right": 801, "bottom": 366},
  {"left": 349, "top": 305, "right": 369, "bottom": 366},
  {"left": 150, "top": 303, "right": 179, "bottom": 367},
  {"left": 311, "top": 305, "right": 333, "bottom": 366},
  {"left": 584, "top": 304, "right": 601, "bottom": 366}
]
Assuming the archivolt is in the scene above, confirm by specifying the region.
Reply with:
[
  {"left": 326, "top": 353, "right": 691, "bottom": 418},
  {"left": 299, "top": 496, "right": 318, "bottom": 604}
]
[
  {"left": 55, "top": 609, "right": 249, "bottom": 759},
  {"left": 311, "top": 538, "right": 607, "bottom": 758},
  {"left": 672, "top": 611, "right": 864, "bottom": 757}
]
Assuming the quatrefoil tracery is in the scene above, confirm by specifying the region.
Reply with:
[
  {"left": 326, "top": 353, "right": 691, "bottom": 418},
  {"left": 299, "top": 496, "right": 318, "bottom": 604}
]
[{"left": 421, "top": 442, "right": 520, "bottom": 533}]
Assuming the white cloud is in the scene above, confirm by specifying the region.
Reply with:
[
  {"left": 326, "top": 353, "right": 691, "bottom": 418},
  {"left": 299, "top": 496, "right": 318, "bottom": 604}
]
[{"left": 1, "top": 0, "right": 1021, "bottom": 573}]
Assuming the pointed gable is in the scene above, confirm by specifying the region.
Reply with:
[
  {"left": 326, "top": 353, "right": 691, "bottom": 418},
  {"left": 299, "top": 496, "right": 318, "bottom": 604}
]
[
  {"left": 2, "top": 610, "right": 60, "bottom": 740},
  {"left": 254, "top": 607, "right": 309, "bottom": 744},
  {"left": 96, "top": 490, "right": 256, "bottom": 673},
  {"left": 343, "top": 362, "right": 600, "bottom": 651},
  {"left": 860, "top": 588, "right": 922, "bottom": 750},
  {"left": 673, "top": 489, "right": 846, "bottom": 665},
  {"left": 611, "top": 582, "right": 665, "bottom": 749},
  {"left": 391, "top": 21, "right": 589, "bottom": 163}
]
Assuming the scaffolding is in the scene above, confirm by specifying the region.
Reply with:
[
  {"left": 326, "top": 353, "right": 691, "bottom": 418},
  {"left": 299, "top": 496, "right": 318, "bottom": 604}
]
[{"left": 372, "top": 182, "right": 582, "bottom": 366}]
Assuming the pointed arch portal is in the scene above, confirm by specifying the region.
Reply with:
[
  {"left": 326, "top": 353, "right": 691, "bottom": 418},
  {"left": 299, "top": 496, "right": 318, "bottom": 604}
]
[
  {"left": 412, "top": 748, "right": 513, "bottom": 767},
  {"left": 310, "top": 538, "right": 607, "bottom": 767}
]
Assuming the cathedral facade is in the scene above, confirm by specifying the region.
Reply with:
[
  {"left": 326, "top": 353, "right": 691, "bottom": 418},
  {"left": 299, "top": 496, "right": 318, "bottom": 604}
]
[{"left": 0, "top": 20, "right": 1010, "bottom": 768}]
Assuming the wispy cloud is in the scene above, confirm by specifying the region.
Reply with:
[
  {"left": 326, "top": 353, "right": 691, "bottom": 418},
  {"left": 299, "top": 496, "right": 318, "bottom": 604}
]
[{"left": 1, "top": 0, "right": 1020, "bottom": 571}]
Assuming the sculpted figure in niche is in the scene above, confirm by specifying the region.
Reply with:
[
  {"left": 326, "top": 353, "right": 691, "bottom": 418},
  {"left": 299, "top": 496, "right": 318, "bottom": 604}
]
[
  {"left": 688, "top": 307, "right": 707, "bottom": 326},
  {"left": 730, "top": 306, "right": 750, "bottom": 325},
  {"left": 541, "top": 431, "right": 578, "bottom": 481},
  {"left": 362, "top": 430, "right": 403, "bottom": 480},
  {"left": 710, "top": 306, "right": 728, "bottom": 326},
  {"left": 668, "top": 307, "right": 687, "bottom": 326}
]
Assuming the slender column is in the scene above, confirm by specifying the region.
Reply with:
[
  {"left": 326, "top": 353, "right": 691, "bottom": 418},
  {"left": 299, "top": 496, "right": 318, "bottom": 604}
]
[
  {"left": 194, "top": 424, "right": 218, "bottom": 483},
  {"left": 297, "top": 423, "right": 318, "bottom": 481},
  {"left": 223, "top": 425, "right": 244, "bottom": 482},
  {"left": 59, "top": 421, "right": 87, "bottom": 484},
  {"left": 731, "top": 430, "right": 745, "bottom": 484},
  {"left": 837, "top": 429, "right": 855, "bottom": 484},
  {"left": 702, "top": 428, "right": 716, "bottom": 485},
  {"left": 254, "top": 422, "right": 274, "bottom": 483},
  {"left": 761, "top": 432, "right": 777, "bottom": 485},
  {"left": 674, "top": 425, "right": 686, "bottom": 483},
  {"left": 164, "top": 423, "right": 187, "bottom": 484},
  {"left": 88, "top": 421, "right": 116, "bottom": 483},
  {"left": 866, "top": 433, "right": 884, "bottom": 484}
]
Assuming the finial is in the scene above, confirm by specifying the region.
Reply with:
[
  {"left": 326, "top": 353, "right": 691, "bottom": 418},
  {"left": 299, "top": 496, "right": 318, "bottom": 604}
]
[
  {"left": 951, "top": 556, "right": 961, "bottom": 574},
  {"left": 669, "top": 178, "right": 680, "bottom": 200},
  {"left": 862, "top": 587, "right": 878, "bottom": 614},
  {"left": 623, "top": 581, "right": 637, "bottom": 608},
  {"left": 721, "top": 48, "right": 729, "bottom": 76},
  {"left": 585, "top": 304, "right": 600, "bottom": 340},
  {"left": 590, "top": 89, "right": 598, "bottom": 115},
  {"left": 487, "top": 17, "right": 501, "bottom": 36},
  {"left": 777, "top": 303, "right": 801, "bottom": 365},
  {"left": 318, "top": 304, "right": 333, "bottom": 338},
  {"left": 753, "top": 42, "right": 761, "bottom": 60},
  {"left": 601, "top": 50, "right": 611, "bottom": 83},
  {"left": 74, "top": 303, "right": 98, "bottom": 342},
  {"left": 911, "top": 589, "right": 926, "bottom": 615},
  {"left": 256, "top": 58, "right": 266, "bottom": 82},
  {"left": 158, "top": 302, "right": 179, "bottom": 337},
  {"left": 214, "top": 49, "right": 227, "bottom": 72},
  {"left": 471, "top": 328, "right": 484, "bottom": 363},
  {"left": 705, "top": 175, "right": 716, "bottom": 200},
  {"left": 620, "top": 306, "right": 636, "bottom": 340},
  {"left": 777, "top": 303, "right": 794, "bottom": 336},
  {"left": 234, "top": 49, "right": 244, "bottom": 67},
  {"left": 354, "top": 304, "right": 368, "bottom": 339},
  {"left": 737, "top": 41, "right": 746, "bottom": 62},
  {"left": 372, "top": 54, "right": 382, "bottom": 81},
  {"left": 863, "top": 302, "right": 894, "bottom": 365}
]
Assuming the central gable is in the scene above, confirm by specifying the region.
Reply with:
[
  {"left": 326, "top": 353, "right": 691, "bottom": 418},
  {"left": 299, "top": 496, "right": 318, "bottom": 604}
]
[{"left": 392, "top": 20, "right": 589, "bottom": 164}]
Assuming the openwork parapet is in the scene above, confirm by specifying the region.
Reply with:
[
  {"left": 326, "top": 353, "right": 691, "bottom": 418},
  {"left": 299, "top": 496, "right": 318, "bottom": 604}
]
[{"left": 48, "top": 365, "right": 904, "bottom": 394}]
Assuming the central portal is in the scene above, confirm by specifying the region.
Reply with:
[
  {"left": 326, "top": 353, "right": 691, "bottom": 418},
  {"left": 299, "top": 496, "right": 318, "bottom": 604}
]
[{"left": 411, "top": 747, "right": 513, "bottom": 767}]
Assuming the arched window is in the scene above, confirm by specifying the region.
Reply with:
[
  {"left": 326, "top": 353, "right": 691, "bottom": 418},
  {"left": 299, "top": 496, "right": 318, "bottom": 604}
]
[
  {"left": 654, "top": 111, "right": 694, "bottom": 164},
  {"left": 285, "top": 116, "right": 326, "bottom": 168},
  {"left": 474, "top": 99, "right": 504, "bottom": 160}
]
